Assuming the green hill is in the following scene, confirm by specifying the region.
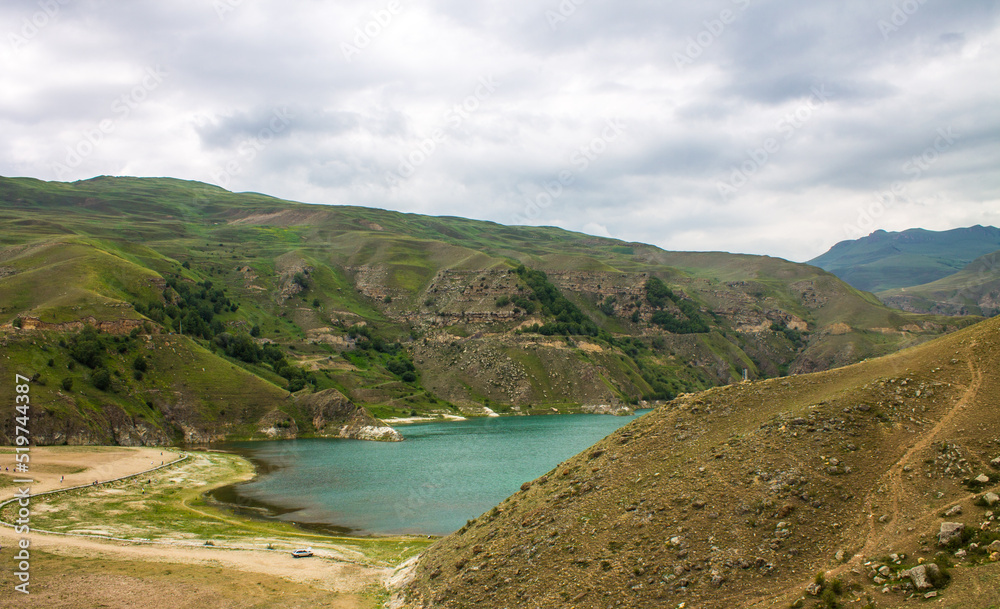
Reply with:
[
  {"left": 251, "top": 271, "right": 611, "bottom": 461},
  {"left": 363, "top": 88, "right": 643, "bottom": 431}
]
[
  {"left": 0, "top": 176, "right": 981, "bottom": 445},
  {"left": 880, "top": 249, "right": 1000, "bottom": 317},
  {"left": 400, "top": 314, "right": 1000, "bottom": 608},
  {"left": 808, "top": 225, "right": 1000, "bottom": 292}
]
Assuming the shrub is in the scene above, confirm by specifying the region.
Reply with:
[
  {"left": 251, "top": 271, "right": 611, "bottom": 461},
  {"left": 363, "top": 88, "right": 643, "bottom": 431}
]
[
  {"left": 61, "top": 378, "right": 73, "bottom": 391},
  {"left": 929, "top": 557, "right": 952, "bottom": 588},
  {"left": 91, "top": 368, "right": 111, "bottom": 391}
]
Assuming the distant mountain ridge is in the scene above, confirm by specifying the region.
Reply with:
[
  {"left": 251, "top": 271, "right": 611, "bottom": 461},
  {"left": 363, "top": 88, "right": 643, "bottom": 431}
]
[{"left": 808, "top": 225, "right": 1000, "bottom": 293}]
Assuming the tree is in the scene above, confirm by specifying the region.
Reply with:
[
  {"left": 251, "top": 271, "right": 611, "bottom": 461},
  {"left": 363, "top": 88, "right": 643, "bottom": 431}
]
[{"left": 133, "top": 355, "right": 148, "bottom": 372}]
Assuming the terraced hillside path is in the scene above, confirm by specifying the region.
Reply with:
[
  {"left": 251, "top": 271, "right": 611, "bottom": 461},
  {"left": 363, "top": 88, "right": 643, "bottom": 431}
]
[
  {"left": 856, "top": 340, "right": 983, "bottom": 563},
  {"left": 745, "top": 341, "right": 984, "bottom": 608}
]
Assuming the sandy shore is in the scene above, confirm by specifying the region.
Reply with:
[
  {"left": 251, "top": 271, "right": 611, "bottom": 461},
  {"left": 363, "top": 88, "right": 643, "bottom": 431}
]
[
  {"left": 0, "top": 445, "right": 390, "bottom": 608},
  {"left": 0, "top": 446, "right": 180, "bottom": 501}
]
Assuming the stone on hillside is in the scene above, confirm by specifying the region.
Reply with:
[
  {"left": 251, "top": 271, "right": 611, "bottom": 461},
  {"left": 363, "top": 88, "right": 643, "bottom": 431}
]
[
  {"left": 991, "top": 456, "right": 1000, "bottom": 468},
  {"left": 983, "top": 492, "right": 1000, "bottom": 507},
  {"left": 835, "top": 550, "right": 846, "bottom": 562},
  {"left": 944, "top": 505, "right": 962, "bottom": 517},
  {"left": 710, "top": 569, "right": 726, "bottom": 587},
  {"left": 805, "top": 582, "right": 822, "bottom": 596},
  {"left": 902, "top": 563, "right": 940, "bottom": 591},
  {"left": 988, "top": 540, "right": 1000, "bottom": 553},
  {"left": 975, "top": 474, "right": 991, "bottom": 484},
  {"left": 938, "top": 522, "right": 965, "bottom": 546}
]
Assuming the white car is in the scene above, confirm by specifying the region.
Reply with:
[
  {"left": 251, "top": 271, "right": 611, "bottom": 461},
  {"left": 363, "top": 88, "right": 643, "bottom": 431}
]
[{"left": 290, "top": 548, "right": 313, "bottom": 558}]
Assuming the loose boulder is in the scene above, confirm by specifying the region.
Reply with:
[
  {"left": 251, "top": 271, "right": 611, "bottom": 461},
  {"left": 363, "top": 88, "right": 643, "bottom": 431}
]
[
  {"left": 938, "top": 522, "right": 965, "bottom": 546},
  {"left": 902, "top": 563, "right": 941, "bottom": 591}
]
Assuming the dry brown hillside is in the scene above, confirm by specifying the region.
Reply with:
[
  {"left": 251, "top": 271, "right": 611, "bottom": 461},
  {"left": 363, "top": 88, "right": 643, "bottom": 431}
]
[{"left": 399, "top": 316, "right": 1000, "bottom": 608}]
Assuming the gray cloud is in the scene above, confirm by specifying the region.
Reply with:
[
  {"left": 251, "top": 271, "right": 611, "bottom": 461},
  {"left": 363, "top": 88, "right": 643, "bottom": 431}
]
[{"left": 1, "top": 0, "right": 999, "bottom": 261}]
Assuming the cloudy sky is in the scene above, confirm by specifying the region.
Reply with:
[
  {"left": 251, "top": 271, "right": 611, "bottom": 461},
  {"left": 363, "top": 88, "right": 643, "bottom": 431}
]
[{"left": 2, "top": 0, "right": 999, "bottom": 261}]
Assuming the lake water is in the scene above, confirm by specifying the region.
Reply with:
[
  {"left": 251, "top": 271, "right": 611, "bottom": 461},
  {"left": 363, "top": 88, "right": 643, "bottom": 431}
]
[{"left": 215, "top": 412, "right": 647, "bottom": 536}]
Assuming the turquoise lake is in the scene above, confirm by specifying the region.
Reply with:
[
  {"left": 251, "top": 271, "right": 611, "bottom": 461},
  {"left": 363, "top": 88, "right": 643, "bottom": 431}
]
[{"left": 217, "top": 412, "right": 647, "bottom": 536}]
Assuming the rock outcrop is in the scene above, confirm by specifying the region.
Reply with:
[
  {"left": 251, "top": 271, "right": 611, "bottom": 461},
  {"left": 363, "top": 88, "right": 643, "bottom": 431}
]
[{"left": 295, "top": 388, "right": 402, "bottom": 442}]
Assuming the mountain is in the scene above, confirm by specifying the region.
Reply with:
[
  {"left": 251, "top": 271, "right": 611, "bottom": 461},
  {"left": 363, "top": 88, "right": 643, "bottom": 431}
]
[
  {"left": 808, "top": 225, "right": 1000, "bottom": 293},
  {"left": 0, "top": 176, "right": 981, "bottom": 445},
  {"left": 398, "top": 315, "right": 1000, "bottom": 609},
  {"left": 880, "top": 249, "right": 1000, "bottom": 318}
]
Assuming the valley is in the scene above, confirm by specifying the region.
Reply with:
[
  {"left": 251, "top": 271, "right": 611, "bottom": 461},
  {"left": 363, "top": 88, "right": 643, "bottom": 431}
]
[{"left": 0, "top": 176, "right": 979, "bottom": 446}]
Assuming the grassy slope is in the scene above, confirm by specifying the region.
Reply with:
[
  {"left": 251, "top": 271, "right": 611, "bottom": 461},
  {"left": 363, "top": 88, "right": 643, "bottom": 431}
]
[
  {"left": 404, "top": 314, "right": 1000, "bottom": 608},
  {"left": 0, "top": 331, "right": 299, "bottom": 444},
  {"left": 0, "top": 176, "right": 983, "bottom": 445},
  {"left": 879, "top": 249, "right": 1000, "bottom": 317}
]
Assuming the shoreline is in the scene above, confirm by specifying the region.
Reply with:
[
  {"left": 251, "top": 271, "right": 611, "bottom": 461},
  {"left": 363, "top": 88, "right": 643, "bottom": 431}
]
[
  {"left": 380, "top": 413, "right": 468, "bottom": 425},
  {"left": 0, "top": 445, "right": 430, "bottom": 608},
  {"left": 204, "top": 444, "right": 440, "bottom": 539}
]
